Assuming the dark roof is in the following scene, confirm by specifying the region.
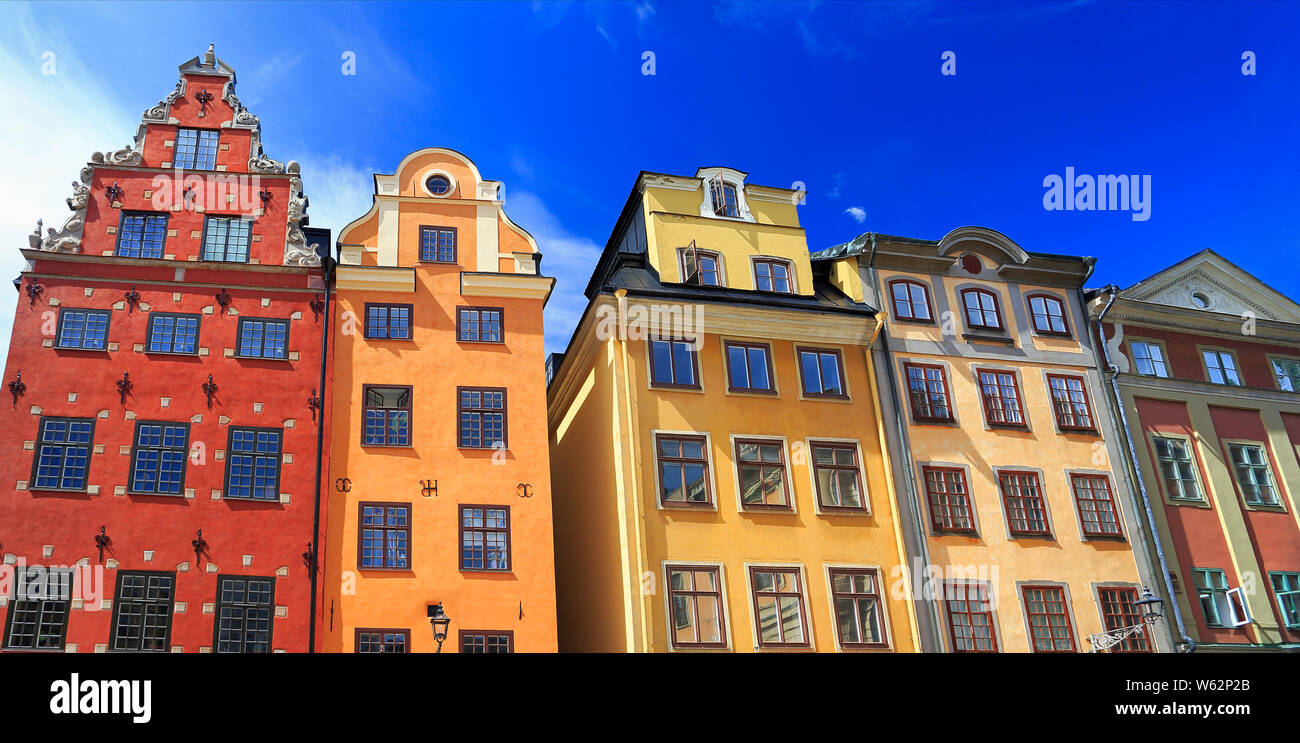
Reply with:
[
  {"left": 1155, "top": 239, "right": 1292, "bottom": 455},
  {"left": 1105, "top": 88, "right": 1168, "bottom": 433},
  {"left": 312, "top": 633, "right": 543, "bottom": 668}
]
[{"left": 594, "top": 250, "right": 876, "bottom": 317}]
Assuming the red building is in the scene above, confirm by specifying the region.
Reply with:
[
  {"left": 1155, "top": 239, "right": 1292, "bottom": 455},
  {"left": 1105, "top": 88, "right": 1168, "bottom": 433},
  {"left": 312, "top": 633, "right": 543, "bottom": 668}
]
[
  {"left": 0, "top": 47, "right": 329, "bottom": 653},
  {"left": 1090, "top": 251, "right": 1300, "bottom": 652}
]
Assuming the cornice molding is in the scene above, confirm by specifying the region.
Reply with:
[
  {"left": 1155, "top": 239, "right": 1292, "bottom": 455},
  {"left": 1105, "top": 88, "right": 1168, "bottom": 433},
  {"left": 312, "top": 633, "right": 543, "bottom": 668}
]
[{"left": 335, "top": 265, "right": 415, "bottom": 293}]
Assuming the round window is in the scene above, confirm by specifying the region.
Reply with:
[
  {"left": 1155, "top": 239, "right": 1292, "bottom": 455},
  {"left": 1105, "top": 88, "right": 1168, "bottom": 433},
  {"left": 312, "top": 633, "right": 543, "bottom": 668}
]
[
  {"left": 1191, "top": 291, "right": 1210, "bottom": 308},
  {"left": 425, "top": 175, "right": 451, "bottom": 195},
  {"left": 960, "top": 254, "right": 982, "bottom": 274}
]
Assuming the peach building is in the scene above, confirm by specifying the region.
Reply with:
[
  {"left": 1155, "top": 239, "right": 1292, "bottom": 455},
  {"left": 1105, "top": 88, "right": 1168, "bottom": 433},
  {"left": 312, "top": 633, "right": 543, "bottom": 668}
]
[{"left": 321, "top": 148, "right": 557, "bottom": 652}]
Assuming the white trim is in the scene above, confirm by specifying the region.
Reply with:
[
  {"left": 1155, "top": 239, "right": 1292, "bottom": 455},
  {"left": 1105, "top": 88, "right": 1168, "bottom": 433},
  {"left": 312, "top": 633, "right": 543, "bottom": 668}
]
[
  {"left": 697, "top": 166, "right": 755, "bottom": 223},
  {"left": 419, "top": 168, "right": 458, "bottom": 199}
]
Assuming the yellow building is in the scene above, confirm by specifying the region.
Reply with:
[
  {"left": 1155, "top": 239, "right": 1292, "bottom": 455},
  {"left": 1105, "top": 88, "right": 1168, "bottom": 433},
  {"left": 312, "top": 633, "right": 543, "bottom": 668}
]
[
  {"left": 547, "top": 167, "right": 918, "bottom": 652},
  {"left": 813, "top": 228, "right": 1170, "bottom": 652}
]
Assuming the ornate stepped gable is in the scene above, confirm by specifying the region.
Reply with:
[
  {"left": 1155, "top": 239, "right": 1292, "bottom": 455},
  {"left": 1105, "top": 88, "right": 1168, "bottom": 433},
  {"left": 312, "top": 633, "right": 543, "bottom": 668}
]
[{"left": 27, "top": 44, "right": 320, "bottom": 267}]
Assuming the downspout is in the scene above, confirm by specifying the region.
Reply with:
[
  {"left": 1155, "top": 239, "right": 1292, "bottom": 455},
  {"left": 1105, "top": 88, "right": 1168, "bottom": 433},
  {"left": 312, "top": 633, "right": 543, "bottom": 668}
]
[
  {"left": 1093, "top": 284, "right": 1194, "bottom": 653},
  {"left": 864, "top": 233, "right": 944, "bottom": 652},
  {"left": 308, "top": 256, "right": 334, "bottom": 653}
]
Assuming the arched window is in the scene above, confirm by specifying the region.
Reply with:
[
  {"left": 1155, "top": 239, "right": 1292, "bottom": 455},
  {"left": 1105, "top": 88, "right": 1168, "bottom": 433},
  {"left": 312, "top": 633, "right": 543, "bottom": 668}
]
[
  {"left": 961, "top": 288, "right": 1003, "bottom": 330},
  {"left": 889, "top": 280, "right": 933, "bottom": 322},
  {"left": 1027, "top": 294, "right": 1069, "bottom": 335}
]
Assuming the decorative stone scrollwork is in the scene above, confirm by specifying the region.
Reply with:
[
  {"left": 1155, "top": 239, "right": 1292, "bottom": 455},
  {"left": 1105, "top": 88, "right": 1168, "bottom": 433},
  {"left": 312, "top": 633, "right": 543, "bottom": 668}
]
[
  {"left": 35, "top": 179, "right": 91, "bottom": 253},
  {"left": 281, "top": 174, "right": 320, "bottom": 267},
  {"left": 66, "top": 181, "right": 90, "bottom": 212},
  {"left": 248, "top": 155, "right": 286, "bottom": 174},
  {"left": 91, "top": 147, "right": 143, "bottom": 167}
]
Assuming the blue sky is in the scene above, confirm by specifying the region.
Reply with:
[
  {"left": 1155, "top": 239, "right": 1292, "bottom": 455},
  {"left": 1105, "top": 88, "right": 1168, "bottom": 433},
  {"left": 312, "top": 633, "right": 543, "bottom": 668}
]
[{"left": 1, "top": 0, "right": 1297, "bottom": 365}]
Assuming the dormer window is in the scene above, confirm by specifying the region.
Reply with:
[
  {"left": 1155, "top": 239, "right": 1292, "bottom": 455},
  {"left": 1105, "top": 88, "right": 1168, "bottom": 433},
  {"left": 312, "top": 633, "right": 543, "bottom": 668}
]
[
  {"left": 754, "top": 258, "right": 793, "bottom": 294},
  {"left": 679, "top": 244, "right": 720, "bottom": 287},
  {"left": 710, "top": 177, "right": 740, "bottom": 218}
]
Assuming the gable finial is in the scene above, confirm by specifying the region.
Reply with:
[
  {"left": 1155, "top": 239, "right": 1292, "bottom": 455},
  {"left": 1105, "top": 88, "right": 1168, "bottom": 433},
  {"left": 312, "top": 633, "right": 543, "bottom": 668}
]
[{"left": 204, "top": 44, "right": 215, "bottom": 66}]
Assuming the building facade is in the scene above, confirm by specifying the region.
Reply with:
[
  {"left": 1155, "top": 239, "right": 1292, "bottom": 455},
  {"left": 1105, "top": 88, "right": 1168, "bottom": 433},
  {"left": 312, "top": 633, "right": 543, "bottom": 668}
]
[
  {"left": 0, "top": 48, "right": 327, "bottom": 654},
  {"left": 321, "top": 147, "right": 557, "bottom": 653},
  {"left": 1089, "top": 250, "right": 1300, "bottom": 652},
  {"left": 547, "top": 167, "right": 919, "bottom": 653},
  {"left": 813, "top": 228, "right": 1170, "bottom": 652}
]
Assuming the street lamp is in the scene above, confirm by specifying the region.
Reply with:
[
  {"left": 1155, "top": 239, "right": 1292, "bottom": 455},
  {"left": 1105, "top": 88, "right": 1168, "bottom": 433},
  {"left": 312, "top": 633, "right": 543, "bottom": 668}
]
[
  {"left": 428, "top": 604, "right": 450, "bottom": 653},
  {"left": 1087, "top": 586, "right": 1164, "bottom": 652}
]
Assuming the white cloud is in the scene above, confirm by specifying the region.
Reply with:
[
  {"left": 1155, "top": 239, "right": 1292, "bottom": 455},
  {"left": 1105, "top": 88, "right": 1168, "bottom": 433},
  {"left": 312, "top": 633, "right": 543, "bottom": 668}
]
[
  {"left": 295, "top": 152, "right": 375, "bottom": 249},
  {"left": 500, "top": 190, "right": 602, "bottom": 354},
  {"left": 0, "top": 9, "right": 136, "bottom": 379},
  {"left": 845, "top": 206, "right": 867, "bottom": 223}
]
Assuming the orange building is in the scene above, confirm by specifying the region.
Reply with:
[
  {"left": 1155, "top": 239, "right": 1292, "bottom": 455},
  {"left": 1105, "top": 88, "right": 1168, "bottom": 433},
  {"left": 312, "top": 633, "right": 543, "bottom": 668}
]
[{"left": 321, "top": 148, "right": 557, "bottom": 652}]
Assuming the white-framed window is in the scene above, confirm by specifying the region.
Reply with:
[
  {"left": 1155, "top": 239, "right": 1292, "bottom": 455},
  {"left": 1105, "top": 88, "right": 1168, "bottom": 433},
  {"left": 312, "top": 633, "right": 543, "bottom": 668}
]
[
  {"left": 697, "top": 167, "right": 754, "bottom": 222},
  {"left": 1271, "top": 358, "right": 1300, "bottom": 391},
  {"left": 1152, "top": 436, "right": 1203, "bottom": 501},
  {"left": 1202, "top": 349, "right": 1242, "bottom": 385},
  {"left": 1193, "top": 568, "right": 1250, "bottom": 628},
  {"left": 1130, "top": 341, "right": 1169, "bottom": 378},
  {"left": 1227, "top": 443, "right": 1280, "bottom": 506},
  {"left": 1270, "top": 572, "right": 1300, "bottom": 629}
]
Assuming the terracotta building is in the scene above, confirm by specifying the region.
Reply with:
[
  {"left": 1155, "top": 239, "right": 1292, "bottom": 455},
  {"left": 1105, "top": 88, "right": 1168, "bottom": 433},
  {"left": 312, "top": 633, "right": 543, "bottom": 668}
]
[
  {"left": 0, "top": 47, "right": 328, "bottom": 653},
  {"left": 1089, "top": 250, "right": 1300, "bottom": 652},
  {"left": 321, "top": 147, "right": 557, "bottom": 653}
]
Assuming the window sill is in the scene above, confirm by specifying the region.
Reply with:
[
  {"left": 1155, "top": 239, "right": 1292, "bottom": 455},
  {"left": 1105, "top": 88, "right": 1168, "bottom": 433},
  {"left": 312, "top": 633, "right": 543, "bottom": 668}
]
[
  {"left": 1032, "top": 330, "right": 1073, "bottom": 339},
  {"left": 416, "top": 260, "right": 460, "bottom": 266},
  {"left": 933, "top": 528, "right": 979, "bottom": 537},
  {"left": 1008, "top": 532, "right": 1055, "bottom": 541},
  {"left": 29, "top": 486, "right": 90, "bottom": 494},
  {"left": 1057, "top": 426, "right": 1100, "bottom": 436},
  {"left": 726, "top": 387, "right": 778, "bottom": 396},
  {"left": 802, "top": 393, "right": 851, "bottom": 402},
  {"left": 739, "top": 504, "right": 794, "bottom": 513},
  {"left": 649, "top": 383, "right": 704, "bottom": 393},
  {"left": 1241, "top": 502, "right": 1288, "bottom": 514},
  {"left": 892, "top": 317, "right": 936, "bottom": 326},
  {"left": 912, "top": 416, "right": 957, "bottom": 426},
  {"left": 817, "top": 506, "right": 871, "bottom": 516},
  {"left": 222, "top": 496, "right": 282, "bottom": 503},
  {"left": 233, "top": 355, "right": 291, "bottom": 362},
  {"left": 357, "top": 566, "right": 413, "bottom": 572},
  {"left": 457, "top": 445, "right": 509, "bottom": 451},
  {"left": 53, "top": 346, "right": 109, "bottom": 353},
  {"left": 144, "top": 350, "right": 200, "bottom": 357},
  {"left": 126, "top": 490, "right": 186, "bottom": 497},
  {"left": 457, "top": 339, "right": 506, "bottom": 345},
  {"left": 361, "top": 443, "right": 414, "bottom": 449},
  {"left": 460, "top": 568, "right": 513, "bottom": 574},
  {"left": 660, "top": 501, "right": 714, "bottom": 510},
  {"left": 1081, "top": 532, "right": 1128, "bottom": 542},
  {"left": 963, "top": 332, "right": 1013, "bottom": 345},
  {"left": 363, "top": 336, "right": 413, "bottom": 342},
  {"left": 987, "top": 422, "right": 1030, "bottom": 431}
]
